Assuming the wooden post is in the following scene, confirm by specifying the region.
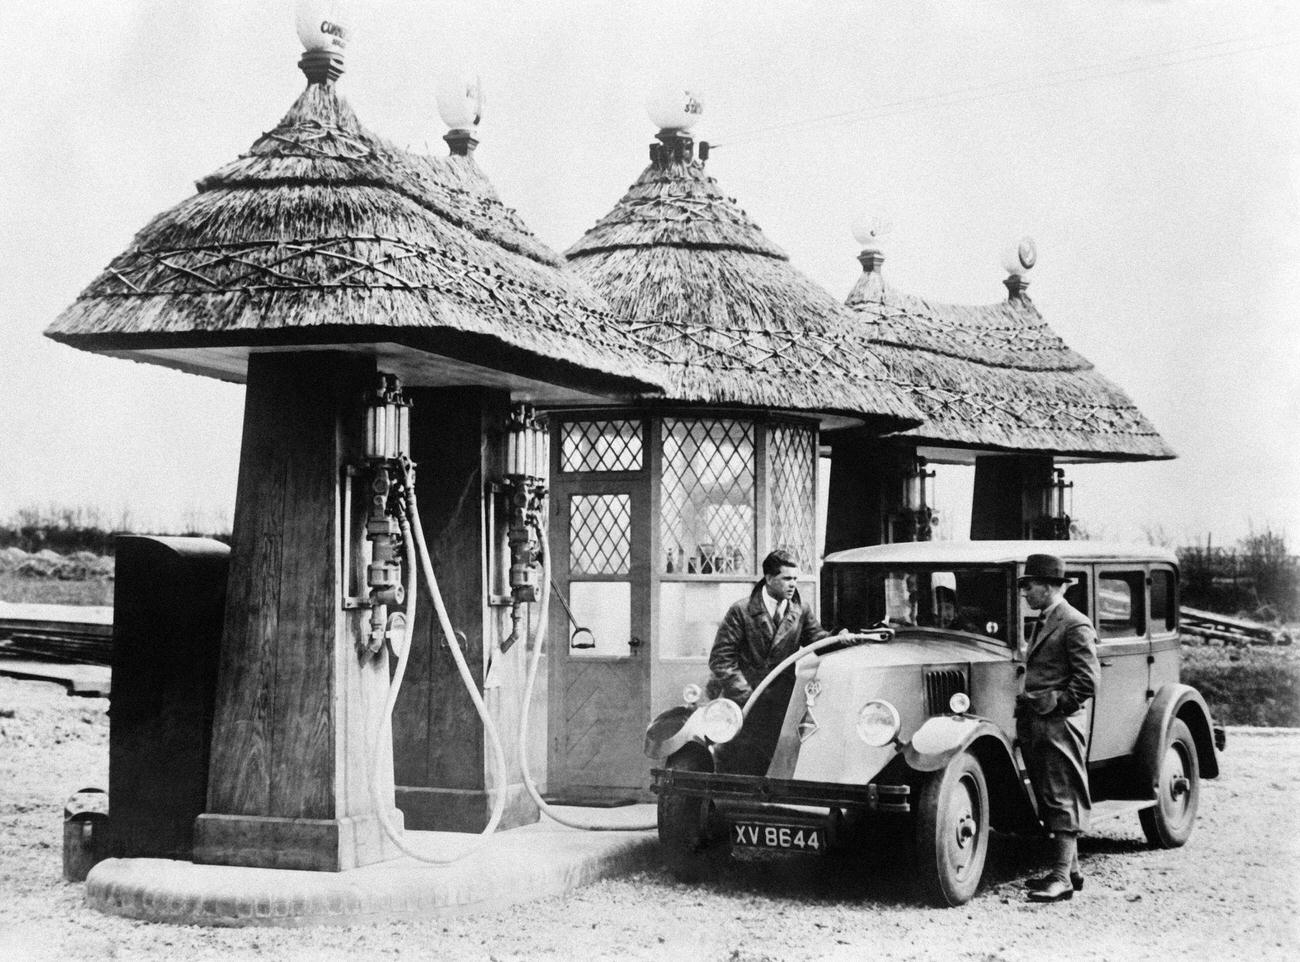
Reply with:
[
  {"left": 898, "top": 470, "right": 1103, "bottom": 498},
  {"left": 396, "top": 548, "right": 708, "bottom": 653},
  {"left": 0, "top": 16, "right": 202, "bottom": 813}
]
[
  {"left": 194, "top": 352, "right": 403, "bottom": 871},
  {"left": 392, "top": 387, "right": 539, "bottom": 832},
  {"left": 970, "top": 454, "right": 1054, "bottom": 540},
  {"left": 823, "top": 442, "right": 917, "bottom": 554}
]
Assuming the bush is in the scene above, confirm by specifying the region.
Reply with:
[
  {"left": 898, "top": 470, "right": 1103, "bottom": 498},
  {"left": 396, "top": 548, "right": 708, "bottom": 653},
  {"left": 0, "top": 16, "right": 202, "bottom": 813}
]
[{"left": 1180, "top": 643, "right": 1300, "bottom": 727}]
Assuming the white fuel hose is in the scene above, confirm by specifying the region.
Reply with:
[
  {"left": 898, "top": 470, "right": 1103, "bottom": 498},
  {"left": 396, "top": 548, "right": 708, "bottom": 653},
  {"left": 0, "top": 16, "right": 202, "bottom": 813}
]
[
  {"left": 366, "top": 481, "right": 510, "bottom": 863},
  {"left": 518, "top": 524, "right": 656, "bottom": 831}
]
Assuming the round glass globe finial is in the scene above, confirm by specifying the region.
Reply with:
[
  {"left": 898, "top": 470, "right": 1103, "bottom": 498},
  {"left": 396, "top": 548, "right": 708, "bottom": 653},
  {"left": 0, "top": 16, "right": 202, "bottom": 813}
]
[
  {"left": 437, "top": 72, "right": 485, "bottom": 131},
  {"left": 851, "top": 210, "right": 894, "bottom": 251},
  {"left": 296, "top": 0, "right": 351, "bottom": 53},
  {"left": 1001, "top": 235, "right": 1038, "bottom": 276},
  {"left": 646, "top": 81, "right": 704, "bottom": 133}
]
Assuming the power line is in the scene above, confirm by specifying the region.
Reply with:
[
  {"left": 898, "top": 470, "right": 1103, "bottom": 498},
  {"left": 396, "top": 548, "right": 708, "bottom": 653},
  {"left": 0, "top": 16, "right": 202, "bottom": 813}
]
[{"left": 712, "top": 33, "right": 1298, "bottom": 149}]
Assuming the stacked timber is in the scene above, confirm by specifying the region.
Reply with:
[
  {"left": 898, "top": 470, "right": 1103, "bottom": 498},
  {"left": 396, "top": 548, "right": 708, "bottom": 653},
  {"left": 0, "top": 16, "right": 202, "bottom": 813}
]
[{"left": 1180, "top": 606, "right": 1293, "bottom": 647}]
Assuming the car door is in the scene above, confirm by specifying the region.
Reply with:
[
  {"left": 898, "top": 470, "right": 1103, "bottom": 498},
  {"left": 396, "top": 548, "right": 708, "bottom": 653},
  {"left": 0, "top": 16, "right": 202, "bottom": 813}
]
[{"left": 1089, "top": 566, "right": 1150, "bottom": 761}]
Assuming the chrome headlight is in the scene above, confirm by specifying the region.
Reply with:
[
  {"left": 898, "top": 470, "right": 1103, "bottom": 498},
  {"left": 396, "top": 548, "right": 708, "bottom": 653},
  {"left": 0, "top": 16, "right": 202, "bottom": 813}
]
[
  {"left": 856, "top": 700, "right": 902, "bottom": 747},
  {"left": 700, "top": 698, "right": 743, "bottom": 744},
  {"left": 948, "top": 691, "right": 971, "bottom": 714}
]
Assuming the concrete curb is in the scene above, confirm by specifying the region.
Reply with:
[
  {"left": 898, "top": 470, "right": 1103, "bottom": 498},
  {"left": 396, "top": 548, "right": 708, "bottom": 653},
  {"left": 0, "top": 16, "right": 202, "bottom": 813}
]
[{"left": 85, "top": 809, "right": 657, "bottom": 927}]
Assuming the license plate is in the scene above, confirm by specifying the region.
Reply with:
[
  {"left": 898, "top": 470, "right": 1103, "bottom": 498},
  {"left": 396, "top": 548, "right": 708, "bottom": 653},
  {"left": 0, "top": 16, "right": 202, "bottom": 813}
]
[{"left": 731, "top": 821, "right": 825, "bottom": 852}]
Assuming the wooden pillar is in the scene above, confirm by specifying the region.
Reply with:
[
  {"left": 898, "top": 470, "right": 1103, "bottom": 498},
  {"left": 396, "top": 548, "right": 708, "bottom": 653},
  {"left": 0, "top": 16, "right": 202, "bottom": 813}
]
[
  {"left": 194, "top": 352, "right": 403, "bottom": 872},
  {"left": 823, "top": 442, "right": 918, "bottom": 554},
  {"left": 392, "top": 387, "right": 538, "bottom": 832},
  {"left": 970, "top": 454, "right": 1053, "bottom": 540}
]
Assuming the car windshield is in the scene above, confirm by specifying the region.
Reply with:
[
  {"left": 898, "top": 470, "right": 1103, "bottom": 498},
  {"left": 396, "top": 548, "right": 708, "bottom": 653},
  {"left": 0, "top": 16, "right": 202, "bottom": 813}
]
[{"left": 825, "top": 565, "right": 1012, "bottom": 645}]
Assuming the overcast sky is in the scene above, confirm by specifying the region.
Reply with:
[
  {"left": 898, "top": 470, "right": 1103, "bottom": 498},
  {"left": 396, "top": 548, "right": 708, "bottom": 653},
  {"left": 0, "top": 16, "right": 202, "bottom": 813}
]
[{"left": 1, "top": 0, "right": 1296, "bottom": 546}]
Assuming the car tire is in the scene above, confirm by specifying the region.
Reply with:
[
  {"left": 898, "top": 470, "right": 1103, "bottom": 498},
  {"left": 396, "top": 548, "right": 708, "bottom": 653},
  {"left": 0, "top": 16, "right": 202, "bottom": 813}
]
[
  {"left": 658, "top": 749, "right": 727, "bottom": 882},
  {"left": 1139, "top": 718, "right": 1200, "bottom": 848},
  {"left": 914, "top": 750, "right": 990, "bottom": 907}
]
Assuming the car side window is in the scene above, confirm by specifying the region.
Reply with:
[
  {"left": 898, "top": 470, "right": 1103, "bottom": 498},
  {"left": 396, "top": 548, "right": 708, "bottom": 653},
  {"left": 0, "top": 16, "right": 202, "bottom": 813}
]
[
  {"left": 1150, "top": 568, "right": 1176, "bottom": 634},
  {"left": 1097, "top": 570, "right": 1146, "bottom": 638}
]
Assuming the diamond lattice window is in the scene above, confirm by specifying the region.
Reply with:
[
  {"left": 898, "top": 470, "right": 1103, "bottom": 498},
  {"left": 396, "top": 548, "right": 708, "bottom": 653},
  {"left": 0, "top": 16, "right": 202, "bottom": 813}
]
[
  {"left": 559, "top": 420, "right": 643, "bottom": 473},
  {"left": 569, "top": 494, "right": 631, "bottom": 575},
  {"left": 661, "top": 419, "right": 755, "bottom": 575},
  {"left": 768, "top": 423, "right": 816, "bottom": 568}
]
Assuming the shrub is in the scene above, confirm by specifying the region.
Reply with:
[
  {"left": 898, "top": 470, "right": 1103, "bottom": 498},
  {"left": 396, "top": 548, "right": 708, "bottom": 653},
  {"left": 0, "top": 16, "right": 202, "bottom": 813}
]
[{"left": 1180, "top": 643, "right": 1300, "bottom": 727}]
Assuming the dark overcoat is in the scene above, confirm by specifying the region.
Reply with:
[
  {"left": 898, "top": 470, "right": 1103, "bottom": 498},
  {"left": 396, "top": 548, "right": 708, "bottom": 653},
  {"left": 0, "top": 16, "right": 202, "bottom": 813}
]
[
  {"left": 706, "top": 581, "right": 829, "bottom": 705},
  {"left": 706, "top": 581, "right": 829, "bottom": 775},
  {"left": 1015, "top": 597, "right": 1101, "bottom": 834}
]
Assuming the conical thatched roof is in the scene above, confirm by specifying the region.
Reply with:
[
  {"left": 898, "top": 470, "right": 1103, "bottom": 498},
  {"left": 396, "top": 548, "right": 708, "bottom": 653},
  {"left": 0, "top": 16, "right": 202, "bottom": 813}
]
[
  {"left": 564, "top": 137, "right": 922, "bottom": 432},
  {"left": 45, "top": 82, "right": 664, "bottom": 396},
  {"left": 845, "top": 264, "right": 1175, "bottom": 460}
]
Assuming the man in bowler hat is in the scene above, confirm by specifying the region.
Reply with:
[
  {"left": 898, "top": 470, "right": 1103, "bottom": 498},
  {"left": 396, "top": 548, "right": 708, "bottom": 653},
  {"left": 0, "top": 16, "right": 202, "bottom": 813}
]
[{"left": 1016, "top": 552, "right": 1100, "bottom": 902}]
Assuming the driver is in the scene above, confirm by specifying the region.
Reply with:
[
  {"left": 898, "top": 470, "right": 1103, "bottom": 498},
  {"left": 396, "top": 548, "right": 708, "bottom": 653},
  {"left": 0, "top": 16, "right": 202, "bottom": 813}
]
[{"left": 706, "top": 549, "right": 831, "bottom": 774}]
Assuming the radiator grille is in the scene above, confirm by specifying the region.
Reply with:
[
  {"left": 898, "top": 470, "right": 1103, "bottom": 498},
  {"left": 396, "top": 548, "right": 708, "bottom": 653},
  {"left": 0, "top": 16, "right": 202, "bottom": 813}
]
[{"left": 924, "top": 668, "right": 968, "bottom": 715}]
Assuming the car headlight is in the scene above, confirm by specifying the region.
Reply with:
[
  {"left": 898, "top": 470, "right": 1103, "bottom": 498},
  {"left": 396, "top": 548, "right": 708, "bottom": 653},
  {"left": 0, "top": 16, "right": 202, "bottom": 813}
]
[
  {"left": 948, "top": 691, "right": 970, "bottom": 714},
  {"left": 856, "top": 700, "right": 901, "bottom": 747},
  {"left": 699, "top": 698, "right": 743, "bottom": 744},
  {"left": 682, "top": 683, "right": 702, "bottom": 706}
]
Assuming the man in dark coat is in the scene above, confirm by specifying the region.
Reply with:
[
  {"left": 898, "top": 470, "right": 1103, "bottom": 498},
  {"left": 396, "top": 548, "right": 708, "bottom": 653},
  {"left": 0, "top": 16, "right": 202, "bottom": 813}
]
[
  {"left": 707, "top": 549, "right": 830, "bottom": 774},
  {"left": 1016, "top": 552, "right": 1101, "bottom": 903}
]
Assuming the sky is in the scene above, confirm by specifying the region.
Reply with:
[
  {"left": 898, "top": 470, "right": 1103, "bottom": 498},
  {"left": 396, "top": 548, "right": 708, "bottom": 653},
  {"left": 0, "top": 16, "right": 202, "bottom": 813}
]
[{"left": 1, "top": 0, "right": 1296, "bottom": 546}]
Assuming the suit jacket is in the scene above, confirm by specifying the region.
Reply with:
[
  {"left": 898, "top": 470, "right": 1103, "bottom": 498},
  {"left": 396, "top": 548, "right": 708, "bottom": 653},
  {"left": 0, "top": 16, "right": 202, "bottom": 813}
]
[
  {"left": 707, "top": 581, "right": 829, "bottom": 704},
  {"left": 1021, "top": 598, "right": 1100, "bottom": 717}
]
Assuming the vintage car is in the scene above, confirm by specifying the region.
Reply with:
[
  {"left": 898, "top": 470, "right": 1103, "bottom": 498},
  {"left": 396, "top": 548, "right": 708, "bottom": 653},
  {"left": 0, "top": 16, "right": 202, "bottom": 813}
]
[{"left": 645, "top": 541, "right": 1223, "bottom": 906}]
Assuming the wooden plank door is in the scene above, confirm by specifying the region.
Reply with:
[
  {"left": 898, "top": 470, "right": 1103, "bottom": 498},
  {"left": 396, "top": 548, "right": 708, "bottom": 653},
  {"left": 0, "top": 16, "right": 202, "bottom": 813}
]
[{"left": 547, "top": 475, "right": 651, "bottom": 802}]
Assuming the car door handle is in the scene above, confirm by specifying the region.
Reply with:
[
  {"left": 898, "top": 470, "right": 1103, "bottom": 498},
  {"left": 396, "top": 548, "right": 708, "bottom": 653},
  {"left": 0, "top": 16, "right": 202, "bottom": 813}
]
[{"left": 1099, "top": 659, "right": 1114, "bottom": 667}]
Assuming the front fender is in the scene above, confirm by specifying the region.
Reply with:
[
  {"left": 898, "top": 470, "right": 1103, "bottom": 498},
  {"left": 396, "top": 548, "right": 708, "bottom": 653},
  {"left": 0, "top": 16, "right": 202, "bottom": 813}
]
[
  {"left": 1137, "top": 684, "right": 1221, "bottom": 784},
  {"left": 904, "top": 715, "right": 1039, "bottom": 833},
  {"left": 644, "top": 705, "right": 703, "bottom": 760},
  {"left": 904, "top": 715, "right": 1012, "bottom": 773}
]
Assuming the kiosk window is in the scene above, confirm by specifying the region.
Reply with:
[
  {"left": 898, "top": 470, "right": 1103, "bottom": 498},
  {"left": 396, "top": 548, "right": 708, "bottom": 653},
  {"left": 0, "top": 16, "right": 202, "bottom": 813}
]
[{"left": 1098, "top": 571, "right": 1146, "bottom": 638}]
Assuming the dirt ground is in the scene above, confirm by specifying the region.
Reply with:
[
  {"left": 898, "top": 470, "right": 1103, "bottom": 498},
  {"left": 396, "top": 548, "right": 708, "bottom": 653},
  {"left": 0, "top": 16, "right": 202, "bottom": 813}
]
[{"left": 0, "top": 674, "right": 1296, "bottom": 962}]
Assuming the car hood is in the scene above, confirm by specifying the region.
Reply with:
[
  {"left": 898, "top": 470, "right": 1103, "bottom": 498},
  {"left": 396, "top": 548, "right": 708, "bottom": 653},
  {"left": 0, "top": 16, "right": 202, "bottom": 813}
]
[{"left": 764, "top": 631, "right": 1010, "bottom": 785}]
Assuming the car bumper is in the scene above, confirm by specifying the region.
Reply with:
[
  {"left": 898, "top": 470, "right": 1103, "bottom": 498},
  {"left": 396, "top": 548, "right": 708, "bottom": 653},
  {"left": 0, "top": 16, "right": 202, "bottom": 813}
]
[{"left": 650, "top": 768, "right": 912, "bottom": 814}]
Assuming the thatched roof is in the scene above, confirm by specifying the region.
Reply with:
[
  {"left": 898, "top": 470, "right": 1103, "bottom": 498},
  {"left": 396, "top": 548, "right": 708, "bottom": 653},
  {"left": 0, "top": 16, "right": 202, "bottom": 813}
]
[
  {"left": 44, "top": 82, "right": 664, "bottom": 396},
  {"left": 564, "top": 137, "right": 922, "bottom": 432},
  {"left": 845, "top": 263, "right": 1175, "bottom": 460}
]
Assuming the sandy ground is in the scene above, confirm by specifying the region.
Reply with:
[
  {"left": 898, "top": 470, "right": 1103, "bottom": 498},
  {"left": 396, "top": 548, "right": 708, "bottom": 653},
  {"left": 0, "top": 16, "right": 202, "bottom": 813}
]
[{"left": 0, "top": 674, "right": 1297, "bottom": 962}]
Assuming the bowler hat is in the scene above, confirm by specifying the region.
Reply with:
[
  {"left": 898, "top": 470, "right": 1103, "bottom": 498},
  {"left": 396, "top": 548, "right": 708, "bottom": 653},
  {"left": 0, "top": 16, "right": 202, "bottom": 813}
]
[{"left": 1018, "top": 553, "right": 1072, "bottom": 584}]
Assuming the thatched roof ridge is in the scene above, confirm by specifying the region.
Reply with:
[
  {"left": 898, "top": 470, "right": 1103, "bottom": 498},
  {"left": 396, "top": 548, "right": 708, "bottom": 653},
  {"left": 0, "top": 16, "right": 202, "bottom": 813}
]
[
  {"left": 46, "top": 83, "right": 666, "bottom": 392},
  {"left": 566, "top": 150, "right": 923, "bottom": 429},
  {"left": 565, "top": 157, "right": 785, "bottom": 258},
  {"left": 846, "top": 268, "right": 1175, "bottom": 459}
]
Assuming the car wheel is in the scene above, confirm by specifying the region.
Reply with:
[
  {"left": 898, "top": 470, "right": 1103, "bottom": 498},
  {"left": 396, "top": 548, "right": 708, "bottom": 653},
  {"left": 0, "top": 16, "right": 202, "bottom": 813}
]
[
  {"left": 1139, "top": 718, "right": 1200, "bottom": 848},
  {"left": 914, "top": 751, "right": 990, "bottom": 907},
  {"left": 658, "top": 749, "right": 727, "bottom": 882}
]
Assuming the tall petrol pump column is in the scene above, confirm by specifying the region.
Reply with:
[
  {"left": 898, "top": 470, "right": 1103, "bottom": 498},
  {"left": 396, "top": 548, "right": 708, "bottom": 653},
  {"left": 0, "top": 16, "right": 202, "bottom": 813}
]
[{"left": 194, "top": 352, "right": 405, "bottom": 871}]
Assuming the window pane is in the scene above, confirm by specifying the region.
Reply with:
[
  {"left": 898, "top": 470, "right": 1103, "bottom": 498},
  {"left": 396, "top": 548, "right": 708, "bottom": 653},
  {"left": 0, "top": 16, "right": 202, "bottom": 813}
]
[
  {"left": 1098, "top": 572, "right": 1146, "bottom": 638},
  {"left": 569, "top": 494, "right": 631, "bottom": 575},
  {"left": 660, "top": 419, "right": 755, "bottom": 575},
  {"left": 560, "top": 420, "right": 643, "bottom": 472},
  {"left": 1151, "top": 569, "right": 1176, "bottom": 633},
  {"left": 768, "top": 423, "right": 816, "bottom": 568},
  {"left": 567, "top": 581, "right": 632, "bottom": 658},
  {"left": 658, "top": 581, "right": 756, "bottom": 659}
]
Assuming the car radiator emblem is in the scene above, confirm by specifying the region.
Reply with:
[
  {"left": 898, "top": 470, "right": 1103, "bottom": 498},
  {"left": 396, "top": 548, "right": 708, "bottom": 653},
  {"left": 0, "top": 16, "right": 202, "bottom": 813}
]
[{"left": 798, "top": 679, "right": 823, "bottom": 742}]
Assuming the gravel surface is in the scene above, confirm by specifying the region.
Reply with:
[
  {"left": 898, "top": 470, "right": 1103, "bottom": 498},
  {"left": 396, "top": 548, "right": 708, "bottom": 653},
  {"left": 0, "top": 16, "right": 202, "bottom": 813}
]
[{"left": 0, "top": 674, "right": 1297, "bottom": 961}]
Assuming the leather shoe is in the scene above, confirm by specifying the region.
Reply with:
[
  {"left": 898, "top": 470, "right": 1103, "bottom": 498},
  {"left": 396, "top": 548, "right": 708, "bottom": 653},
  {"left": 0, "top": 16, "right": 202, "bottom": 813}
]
[
  {"left": 1026, "top": 871, "right": 1083, "bottom": 892},
  {"left": 1027, "top": 876, "right": 1075, "bottom": 902}
]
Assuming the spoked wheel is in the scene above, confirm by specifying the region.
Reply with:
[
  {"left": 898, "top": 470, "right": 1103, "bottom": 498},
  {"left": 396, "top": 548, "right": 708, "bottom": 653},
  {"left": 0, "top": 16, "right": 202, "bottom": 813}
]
[
  {"left": 1140, "top": 718, "right": 1200, "bottom": 848},
  {"left": 914, "top": 751, "right": 990, "bottom": 907},
  {"left": 658, "top": 749, "right": 728, "bottom": 882}
]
